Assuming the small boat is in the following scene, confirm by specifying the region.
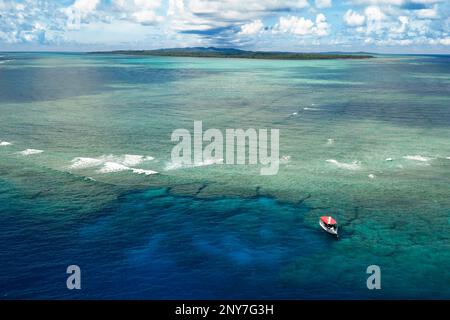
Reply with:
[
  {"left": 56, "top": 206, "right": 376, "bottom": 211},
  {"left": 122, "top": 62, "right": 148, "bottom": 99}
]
[{"left": 319, "top": 216, "right": 338, "bottom": 238}]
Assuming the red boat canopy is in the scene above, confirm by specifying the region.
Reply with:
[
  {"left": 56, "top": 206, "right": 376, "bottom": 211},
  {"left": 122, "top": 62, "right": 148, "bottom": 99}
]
[{"left": 320, "top": 216, "right": 337, "bottom": 225}]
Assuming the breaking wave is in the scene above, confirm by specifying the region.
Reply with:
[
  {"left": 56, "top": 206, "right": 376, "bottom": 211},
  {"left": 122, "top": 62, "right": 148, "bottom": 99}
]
[
  {"left": 97, "top": 162, "right": 130, "bottom": 173},
  {"left": 69, "top": 154, "right": 158, "bottom": 176},
  {"left": 326, "top": 159, "right": 361, "bottom": 170},
  {"left": 165, "top": 158, "right": 224, "bottom": 171},
  {"left": 403, "top": 155, "right": 433, "bottom": 162},
  {"left": 70, "top": 157, "right": 103, "bottom": 169},
  {"left": 18, "top": 149, "right": 44, "bottom": 156},
  {"left": 131, "top": 168, "right": 158, "bottom": 175}
]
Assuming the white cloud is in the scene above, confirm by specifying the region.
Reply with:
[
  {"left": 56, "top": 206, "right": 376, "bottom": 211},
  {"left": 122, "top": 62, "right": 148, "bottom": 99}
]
[
  {"left": 186, "top": 0, "right": 309, "bottom": 21},
  {"left": 165, "top": 0, "right": 311, "bottom": 33},
  {"left": 410, "top": 0, "right": 441, "bottom": 4},
  {"left": 114, "top": 0, "right": 162, "bottom": 11},
  {"left": 416, "top": 5, "right": 439, "bottom": 19},
  {"left": 439, "top": 37, "right": 450, "bottom": 45},
  {"left": 365, "top": 6, "right": 386, "bottom": 34},
  {"left": 167, "top": 0, "right": 185, "bottom": 16},
  {"left": 344, "top": 10, "right": 366, "bottom": 27},
  {"left": 0, "top": 0, "right": 448, "bottom": 51},
  {"left": 392, "top": 16, "right": 409, "bottom": 33},
  {"left": 166, "top": 0, "right": 230, "bottom": 32},
  {"left": 315, "top": 13, "right": 330, "bottom": 36},
  {"left": 132, "top": 10, "right": 163, "bottom": 25},
  {"left": 365, "top": 6, "right": 386, "bottom": 21},
  {"left": 238, "top": 20, "right": 264, "bottom": 35},
  {"left": 351, "top": 0, "right": 404, "bottom": 5},
  {"left": 112, "top": 0, "right": 164, "bottom": 25},
  {"left": 276, "top": 16, "right": 314, "bottom": 35},
  {"left": 72, "top": 0, "right": 100, "bottom": 14},
  {"left": 64, "top": 0, "right": 101, "bottom": 22},
  {"left": 275, "top": 14, "right": 329, "bottom": 36},
  {"left": 315, "top": 0, "right": 332, "bottom": 8}
]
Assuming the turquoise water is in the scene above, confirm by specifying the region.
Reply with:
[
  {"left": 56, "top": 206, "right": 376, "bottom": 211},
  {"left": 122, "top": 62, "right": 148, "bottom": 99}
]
[{"left": 0, "top": 52, "right": 449, "bottom": 299}]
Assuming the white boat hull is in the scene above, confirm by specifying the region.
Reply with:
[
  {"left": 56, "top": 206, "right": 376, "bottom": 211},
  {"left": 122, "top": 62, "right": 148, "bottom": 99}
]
[{"left": 320, "top": 220, "right": 338, "bottom": 237}]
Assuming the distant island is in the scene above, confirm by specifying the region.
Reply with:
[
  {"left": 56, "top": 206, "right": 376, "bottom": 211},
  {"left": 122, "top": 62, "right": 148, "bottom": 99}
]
[{"left": 90, "top": 47, "right": 374, "bottom": 60}]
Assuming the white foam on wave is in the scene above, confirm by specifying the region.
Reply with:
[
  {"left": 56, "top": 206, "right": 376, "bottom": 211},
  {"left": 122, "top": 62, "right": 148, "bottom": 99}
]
[
  {"left": 368, "top": 174, "right": 376, "bottom": 179},
  {"left": 70, "top": 157, "right": 103, "bottom": 169},
  {"left": 0, "top": 141, "right": 12, "bottom": 146},
  {"left": 97, "top": 162, "right": 159, "bottom": 175},
  {"left": 445, "top": 157, "right": 450, "bottom": 160},
  {"left": 303, "top": 107, "right": 322, "bottom": 111},
  {"left": 122, "top": 154, "right": 154, "bottom": 166},
  {"left": 18, "top": 149, "right": 43, "bottom": 156},
  {"left": 403, "top": 155, "right": 433, "bottom": 162},
  {"left": 0, "top": 60, "right": 12, "bottom": 64},
  {"left": 132, "top": 168, "right": 158, "bottom": 175},
  {"left": 327, "top": 138, "right": 334, "bottom": 145},
  {"left": 197, "top": 158, "right": 223, "bottom": 167},
  {"left": 165, "top": 158, "right": 224, "bottom": 171},
  {"left": 326, "top": 159, "right": 361, "bottom": 170},
  {"left": 69, "top": 154, "right": 158, "bottom": 176},
  {"left": 97, "top": 162, "right": 130, "bottom": 173}
]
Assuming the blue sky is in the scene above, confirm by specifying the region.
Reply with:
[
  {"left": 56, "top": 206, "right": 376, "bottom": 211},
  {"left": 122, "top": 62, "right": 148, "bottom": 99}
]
[{"left": 0, "top": 0, "right": 449, "bottom": 53}]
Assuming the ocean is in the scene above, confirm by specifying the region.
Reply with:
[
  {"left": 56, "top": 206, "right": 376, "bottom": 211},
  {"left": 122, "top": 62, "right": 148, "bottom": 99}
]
[{"left": 0, "top": 52, "right": 449, "bottom": 299}]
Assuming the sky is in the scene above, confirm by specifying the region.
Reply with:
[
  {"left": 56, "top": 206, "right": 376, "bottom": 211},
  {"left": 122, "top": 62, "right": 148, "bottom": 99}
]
[{"left": 0, "top": 0, "right": 449, "bottom": 53}]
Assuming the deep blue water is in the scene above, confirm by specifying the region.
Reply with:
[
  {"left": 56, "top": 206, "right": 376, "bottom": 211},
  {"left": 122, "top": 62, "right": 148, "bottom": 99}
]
[{"left": 0, "top": 177, "right": 376, "bottom": 299}]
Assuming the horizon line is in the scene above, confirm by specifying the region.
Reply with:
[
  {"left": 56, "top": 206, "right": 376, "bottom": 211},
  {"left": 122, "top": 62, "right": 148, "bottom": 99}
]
[{"left": 0, "top": 48, "right": 449, "bottom": 55}]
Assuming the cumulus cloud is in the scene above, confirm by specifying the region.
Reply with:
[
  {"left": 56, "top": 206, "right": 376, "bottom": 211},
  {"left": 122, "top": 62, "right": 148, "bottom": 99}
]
[
  {"left": 350, "top": 0, "right": 406, "bottom": 5},
  {"left": 415, "top": 5, "right": 439, "bottom": 19},
  {"left": 342, "top": 0, "right": 447, "bottom": 49},
  {"left": 132, "top": 10, "right": 163, "bottom": 25},
  {"left": 344, "top": 10, "right": 366, "bottom": 26},
  {"left": 275, "top": 14, "right": 330, "bottom": 36},
  {"left": 0, "top": 0, "right": 66, "bottom": 44},
  {"left": 365, "top": 6, "right": 387, "bottom": 34},
  {"left": 166, "top": 0, "right": 310, "bottom": 33},
  {"left": 392, "top": 16, "right": 409, "bottom": 33},
  {"left": 365, "top": 6, "right": 386, "bottom": 21},
  {"left": 276, "top": 16, "right": 314, "bottom": 35},
  {"left": 63, "top": 0, "right": 101, "bottom": 30},
  {"left": 238, "top": 20, "right": 265, "bottom": 35},
  {"left": 0, "top": 0, "right": 449, "bottom": 51},
  {"left": 439, "top": 37, "right": 450, "bottom": 45},
  {"left": 71, "top": 0, "right": 100, "bottom": 14},
  {"left": 112, "top": 0, "right": 164, "bottom": 25},
  {"left": 315, "top": 14, "right": 330, "bottom": 36},
  {"left": 315, "top": 0, "right": 332, "bottom": 8}
]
